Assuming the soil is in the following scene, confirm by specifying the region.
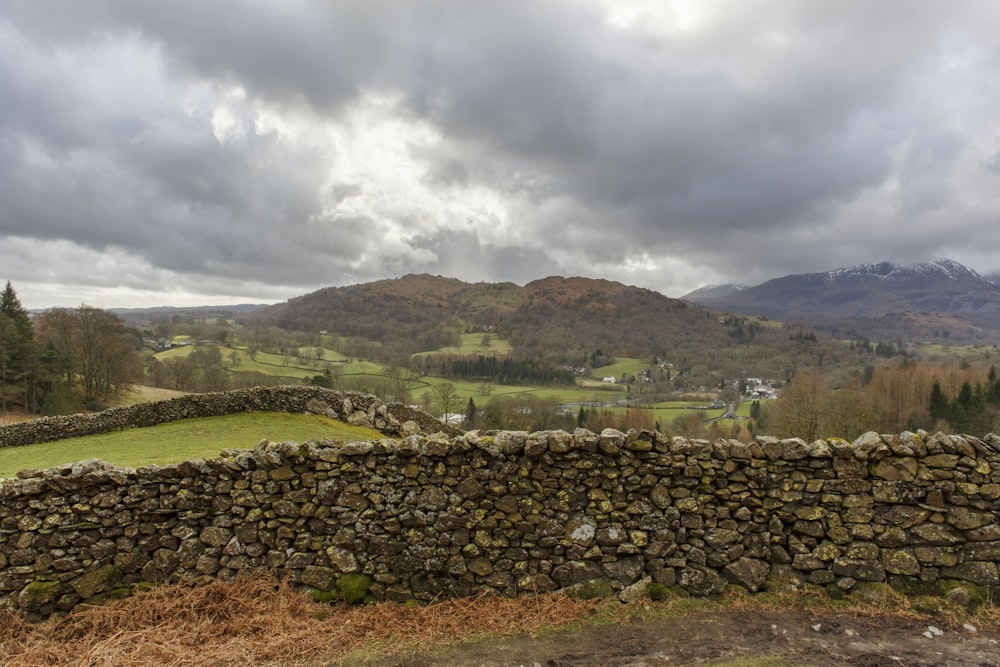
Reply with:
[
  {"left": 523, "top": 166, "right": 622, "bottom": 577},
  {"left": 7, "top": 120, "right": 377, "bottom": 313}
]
[
  {"left": 0, "top": 408, "right": 32, "bottom": 426},
  {"left": 394, "top": 609, "right": 1000, "bottom": 667}
]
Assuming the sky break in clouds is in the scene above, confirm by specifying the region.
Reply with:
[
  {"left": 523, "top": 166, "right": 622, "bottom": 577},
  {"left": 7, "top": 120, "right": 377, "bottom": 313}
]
[{"left": 2, "top": 0, "right": 1000, "bottom": 309}]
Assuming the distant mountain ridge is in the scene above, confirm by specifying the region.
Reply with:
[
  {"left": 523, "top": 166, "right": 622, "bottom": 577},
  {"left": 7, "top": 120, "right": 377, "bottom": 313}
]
[{"left": 682, "top": 259, "right": 1000, "bottom": 342}]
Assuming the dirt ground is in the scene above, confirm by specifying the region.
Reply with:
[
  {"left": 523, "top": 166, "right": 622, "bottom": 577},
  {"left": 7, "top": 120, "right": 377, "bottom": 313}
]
[
  {"left": 396, "top": 609, "right": 1000, "bottom": 667},
  {"left": 0, "top": 408, "right": 32, "bottom": 426}
]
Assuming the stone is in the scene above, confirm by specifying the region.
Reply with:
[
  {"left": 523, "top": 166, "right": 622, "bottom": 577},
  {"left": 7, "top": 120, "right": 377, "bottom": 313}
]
[
  {"left": 881, "top": 549, "right": 920, "bottom": 576},
  {"left": 947, "top": 507, "right": 994, "bottom": 530},
  {"left": 649, "top": 483, "right": 672, "bottom": 509},
  {"left": 941, "top": 562, "right": 999, "bottom": 586},
  {"left": 603, "top": 557, "right": 644, "bottom": 584},
  {"left": 467, "top": 557, "right": 494, "bottom": 576},
  {"left": 455, "top": 478, "right": 486, "bottom": 500},
  {"left": 198, "top": 526, "right": 231, "bottom": 548},
  {"left": 679, "top": 565, "right": 726, "bottom": 596},
  {"left": 565, "top": 517, "right": 596, "bottom": 547},
  {"left": 18, "top": 579, "right": 61, "bottom": 612},
  {"left": 882, "top": 506, "right": 930, "bottom": 529},
  {"left": 853, "top": 432, "right": 887, "bottom": 460},
  {"left": 910, "top": 523, "right": 963, "bottom": 545},
  {"left": 326, "top": 547, "right": 359, "bottom": 573},
  {"left": 599, "top": 429, "right": 625, "bottom": 454},
  {"left": 336, "top": 492, "right": 370, "bottom": 511},
  {"left": 70, "top": 565, "right": 122, "bottom": 599},
  {"left": 923, "top": 454, "right": 960, "bottom": 468},
  {"left": 914, "top": 546, "right": 961, "bottom": 567},
  {"left": 552, "top": 561, "right": 603, "bottom": 587},
  {"left": 723, "top": 558, "right": 770, "bottom": 592},
  {"left": 619, "top": 576, "right": 653, "bottom": 603},
  {"left": 871, "top": 457, "right": 918, "bottom": 482},
  {"left": 301, "top": 566, "right": 338, "bottom": 591},
  {"left": 596, "top": 526, "right": 627, "bottom": 546}
]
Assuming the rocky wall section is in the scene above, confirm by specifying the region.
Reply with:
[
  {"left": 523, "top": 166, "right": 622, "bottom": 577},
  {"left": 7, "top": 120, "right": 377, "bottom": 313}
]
[
  {"left": 0, "top": 386, "right": 458, "bottom": 449},
  {"left": 2, "top": 428, "right": 1000, "bottom": 618}
]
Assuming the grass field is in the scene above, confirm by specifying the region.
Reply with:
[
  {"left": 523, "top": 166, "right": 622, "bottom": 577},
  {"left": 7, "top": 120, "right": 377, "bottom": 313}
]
[
  {"left": 0, "top": 412, "right": 383, "bottom": 478},
  {"left": 412, "top": 332, "right": 512, "bottom": 357},
  {"left": 590, "top": 357, "right": 650, "bottom": 380}
]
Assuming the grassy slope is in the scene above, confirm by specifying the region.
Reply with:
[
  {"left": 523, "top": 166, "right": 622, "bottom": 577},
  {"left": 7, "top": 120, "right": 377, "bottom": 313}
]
[
  {"left": 0, "top": 412, "right": 382, "bottom": 478},
  {"left": 412, "top": 332, "right": 513, "bottom": 357},
  {"left": 590, "top": 357, "right": 650, "bottom": 379}
]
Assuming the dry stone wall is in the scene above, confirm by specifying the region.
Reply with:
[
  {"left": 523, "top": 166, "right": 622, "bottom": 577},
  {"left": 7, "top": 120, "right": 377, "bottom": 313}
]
[
  {"left": 0, "top": 385, "right": 459, "bottom": 449},
  {"left": 2, "top": 422, "right": 1000, "bottom": 618}
]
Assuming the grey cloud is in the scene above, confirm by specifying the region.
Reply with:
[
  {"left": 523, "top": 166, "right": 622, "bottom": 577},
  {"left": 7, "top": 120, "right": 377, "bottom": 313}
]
[
  {"left": 3, "top": 1, "right": 1000, "bottom": 307},
  {"left": 408, "top": 227, "right": 555, "bottom": 284}
]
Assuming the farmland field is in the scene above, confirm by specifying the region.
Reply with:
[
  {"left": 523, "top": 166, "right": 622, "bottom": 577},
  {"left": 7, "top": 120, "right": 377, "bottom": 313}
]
[
  {"left": 0, "top": 412, "right": 382, "bottom": 479},
  {"left": 589, "top": 357, "right": 650, "bottom": 380},
  {"left": 412, "top": 332, "right": 512, "bottom": 357}
]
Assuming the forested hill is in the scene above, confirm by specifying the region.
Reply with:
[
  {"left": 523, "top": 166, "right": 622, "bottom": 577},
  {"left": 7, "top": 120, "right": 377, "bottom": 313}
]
[
  {"left": 245, "top": 274, "right": 868, "bottom": 378},
  {"left": 248, "top": 274, "right": 716, "bottom": 357}
]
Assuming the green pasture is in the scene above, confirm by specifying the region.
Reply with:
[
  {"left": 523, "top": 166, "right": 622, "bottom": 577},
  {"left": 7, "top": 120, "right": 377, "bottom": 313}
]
[
  {"left": 596, "top": 399, "right": 762, "bottom": 425},
  {"left": 590, "top": 358, "right": 650, "bottom": 380},
  {"left": 154, "top": 345, "right": 197, "bottom": 361},
  {"left": 412, "top": 332, "right": 512, "bottom": 357},
  {"left": 232, "top": 351, "right": 316, "bottom": 379},
  {"left": 296, "top": 347, "right": 349, "bottom": 362},
  {"left": 154, "top": 345, "right": 322, "bottom": 381},
  {"left": 0, "top": 412, "right": 382, "bottom": 479},
  {"left": 340, "top": 360, "right": 386, "bottom": 375},
  {"left": 414, "top": 376, "right": 621, "bottom": 408}
]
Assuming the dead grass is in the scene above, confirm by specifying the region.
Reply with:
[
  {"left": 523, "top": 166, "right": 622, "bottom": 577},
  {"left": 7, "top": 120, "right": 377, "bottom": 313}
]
[
  {"left": 0, "top": 572, "right": 597, "bottom": 667},
  {"left": 2, "top": 575, "right": 998, "bottom": 667},
  {"left": 0, "top": 408, "right": 33, "bottom": 426}
]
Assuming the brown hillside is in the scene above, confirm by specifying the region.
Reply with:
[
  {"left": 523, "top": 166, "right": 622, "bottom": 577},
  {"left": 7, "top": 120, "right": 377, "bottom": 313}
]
[{"left": 247, "top": 274, "right": 882, "bottom": 380}]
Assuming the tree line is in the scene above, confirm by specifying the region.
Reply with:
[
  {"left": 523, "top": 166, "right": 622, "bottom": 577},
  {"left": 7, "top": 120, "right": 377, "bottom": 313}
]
[
  {"left": 412, "top": 355, "right": 575, "bottom": 386},
  {"left": 0, "top": 282, "right": 141, "bottom": 415},
  {"left": 761, "top": 360, "right": 1000, "bottom": 441}
]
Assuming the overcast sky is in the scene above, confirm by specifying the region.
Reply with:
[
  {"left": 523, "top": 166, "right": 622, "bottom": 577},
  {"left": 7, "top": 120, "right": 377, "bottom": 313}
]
[{"left": 3, "top": 1, "right": 1000, "bottom": 309}]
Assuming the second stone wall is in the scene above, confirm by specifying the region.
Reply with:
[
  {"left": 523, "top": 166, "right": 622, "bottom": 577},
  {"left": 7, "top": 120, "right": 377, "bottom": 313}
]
[{"left": 0, "top": 385, "right": 459, "bottom": 449}]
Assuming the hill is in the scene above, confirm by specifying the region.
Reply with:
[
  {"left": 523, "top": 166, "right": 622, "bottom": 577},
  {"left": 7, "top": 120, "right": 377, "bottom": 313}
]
[
  {"left": 683, "top": 259, "right": 1000, "bottom": 344},
  {"left": 246, "top": 274, "right": 877, "bottom": 383}
]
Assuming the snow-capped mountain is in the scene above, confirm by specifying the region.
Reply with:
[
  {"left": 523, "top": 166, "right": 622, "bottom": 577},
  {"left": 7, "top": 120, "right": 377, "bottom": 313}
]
[
  {"left": 683, "top": 259, "right": 1000, "bottom": 337},
  {"left": 824, "top": 259, "right": 982, "bottom": 283}
]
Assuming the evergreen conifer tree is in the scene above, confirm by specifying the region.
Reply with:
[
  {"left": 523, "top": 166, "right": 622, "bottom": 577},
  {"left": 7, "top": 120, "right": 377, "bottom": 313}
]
[{"left": 0, "top": 281, "right": 34, "bottom": 413}]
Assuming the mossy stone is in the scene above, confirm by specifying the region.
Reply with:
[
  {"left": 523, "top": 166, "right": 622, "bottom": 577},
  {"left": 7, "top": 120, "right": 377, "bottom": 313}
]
[
  {"left": 850, "top": 581, "right": 891, "bottom": 604},
  {"left": 337, "top": 574, "right": 372, "bottom": 604},
  {"left": 647, "top": 582, "right": 670, "bottom": 601},
  {"left": 71, "top": 565, "right": 123, "bottom": 599},
  {"left": 564, "top": 579, "right": 615, "bottom": 600},
  {"left": 308, "top": 589, "right": 338, "bottom": 604},
  {"left": 85, "top": 587, "right": 133, "bottom": 607},
  {"left": 19, "top": 580, "right": 61, "bottom": 611}
]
